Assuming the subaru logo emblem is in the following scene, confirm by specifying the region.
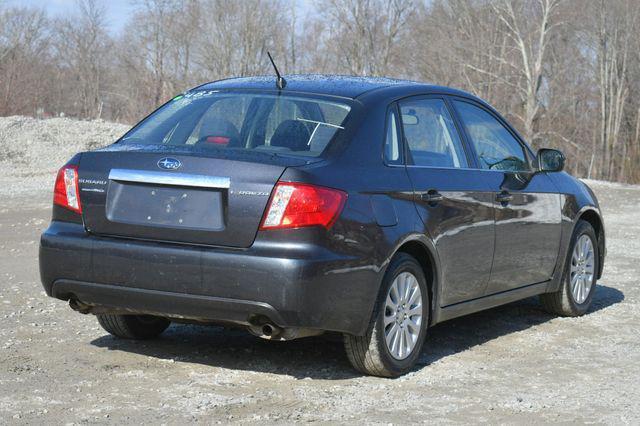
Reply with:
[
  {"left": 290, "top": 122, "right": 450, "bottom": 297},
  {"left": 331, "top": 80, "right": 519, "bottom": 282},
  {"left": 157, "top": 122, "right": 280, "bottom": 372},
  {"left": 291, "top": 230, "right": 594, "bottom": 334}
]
[{"left": 157, "top": 157, "right": 181, "bottom": 170}]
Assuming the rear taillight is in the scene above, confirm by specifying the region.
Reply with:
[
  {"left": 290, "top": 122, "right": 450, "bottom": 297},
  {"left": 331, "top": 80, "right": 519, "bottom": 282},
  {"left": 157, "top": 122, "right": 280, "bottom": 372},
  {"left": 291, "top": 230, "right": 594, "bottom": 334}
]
[
  {"left": 53, "top": 165, "right": 82, "bottom": 214},
  {"left": 260, "top": 182, "right": 347, "bottom": 230}
]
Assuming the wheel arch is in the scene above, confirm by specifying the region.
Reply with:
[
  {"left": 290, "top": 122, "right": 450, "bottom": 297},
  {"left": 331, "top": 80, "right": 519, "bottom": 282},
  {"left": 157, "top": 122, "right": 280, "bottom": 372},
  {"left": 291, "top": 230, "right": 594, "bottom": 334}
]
[
  {"left": 576, "top": 207, "right": 605, "bottom": 279},
  {"left": 387, "top": 235, "right": 441, "bottom": 326}
]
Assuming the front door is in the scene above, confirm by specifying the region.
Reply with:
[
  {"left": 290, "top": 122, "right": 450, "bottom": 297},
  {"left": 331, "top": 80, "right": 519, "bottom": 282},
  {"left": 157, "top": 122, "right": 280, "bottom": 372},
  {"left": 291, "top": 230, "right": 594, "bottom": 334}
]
[
  {"left": 395, "top": 97, "right": 497, "bottom": 306},
  {"left": 451, "top": 99, "right": 562, "bottom": 293}
]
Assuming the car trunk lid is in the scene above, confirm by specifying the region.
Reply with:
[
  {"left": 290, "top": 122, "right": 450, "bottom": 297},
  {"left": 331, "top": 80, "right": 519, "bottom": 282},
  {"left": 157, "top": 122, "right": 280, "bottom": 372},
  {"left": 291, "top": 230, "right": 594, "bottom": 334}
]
[{"left": 78, "top": 147, "right": 309, "bottom": 248}]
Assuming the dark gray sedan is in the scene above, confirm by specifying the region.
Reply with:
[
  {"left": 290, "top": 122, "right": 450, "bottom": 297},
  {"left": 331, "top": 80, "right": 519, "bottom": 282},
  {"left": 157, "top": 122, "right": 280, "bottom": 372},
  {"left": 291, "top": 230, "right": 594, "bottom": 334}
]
[{"left": 40, "top": 75, "right": 605, "bottom": 377}]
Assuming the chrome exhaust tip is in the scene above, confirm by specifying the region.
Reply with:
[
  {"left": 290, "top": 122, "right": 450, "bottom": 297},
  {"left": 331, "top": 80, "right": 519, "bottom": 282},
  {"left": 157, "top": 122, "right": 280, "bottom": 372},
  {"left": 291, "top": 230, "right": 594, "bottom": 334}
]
[
  {"left": 248, "top": 321, "right": 283, "bottom": 340},
  {"left": 261, "top": 323, "right": 276, "bottom": 336}
]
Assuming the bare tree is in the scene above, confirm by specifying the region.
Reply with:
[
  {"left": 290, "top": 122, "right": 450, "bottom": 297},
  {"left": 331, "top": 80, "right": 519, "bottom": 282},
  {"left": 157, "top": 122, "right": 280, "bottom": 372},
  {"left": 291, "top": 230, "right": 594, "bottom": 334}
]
[
  {"left": 407, "top": 0, "right": 515, "bottom": 103},
  {"left": 0, "top": 6, "right": 50, "bottom": 116},
  {"left": 54, "top": 0, "right": 111, "bottom": 118},
  {"left": 166, "top": 0, "right": 200, "bottom": 85},
  {"left": 2, "top": 0, "right": 640, "bottom": 184},
  {"left": 318, "top": 0, "right": 414, "bottom": 76},
  {"left": 195, "top": 0, "right": 285, "bottom": 79},
  {"left": 588, "top": 0, "right": 639, "bottom": 180},
  {"left": 488, "top": 0, "right": 564, "bottom": 144}
]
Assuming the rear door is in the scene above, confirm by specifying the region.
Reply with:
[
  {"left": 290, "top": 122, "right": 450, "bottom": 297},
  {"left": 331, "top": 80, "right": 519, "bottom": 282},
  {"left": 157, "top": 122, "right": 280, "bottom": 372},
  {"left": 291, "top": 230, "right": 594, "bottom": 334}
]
[
  {"left": 450, "top": 98, "right": 562, "bottom": 293},
  {"left": 396, "top": 97, "right": 497, "bottom": 306}
]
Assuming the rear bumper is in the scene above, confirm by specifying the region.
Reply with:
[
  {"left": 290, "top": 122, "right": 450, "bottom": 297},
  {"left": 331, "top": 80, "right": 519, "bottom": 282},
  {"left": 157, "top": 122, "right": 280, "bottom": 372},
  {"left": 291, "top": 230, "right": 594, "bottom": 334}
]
[
  {"left": 39, "top": 221, "right": 381, "bottom": 335},
  {"left": 51, "top": 280, "right": 288, "bottom": 326}
]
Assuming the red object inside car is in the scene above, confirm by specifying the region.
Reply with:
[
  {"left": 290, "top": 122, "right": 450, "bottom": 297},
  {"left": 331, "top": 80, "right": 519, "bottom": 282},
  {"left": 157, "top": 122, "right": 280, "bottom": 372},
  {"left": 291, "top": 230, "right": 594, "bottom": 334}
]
[{"left": 206, "top": 136, "right": 230, "bottom": 144}]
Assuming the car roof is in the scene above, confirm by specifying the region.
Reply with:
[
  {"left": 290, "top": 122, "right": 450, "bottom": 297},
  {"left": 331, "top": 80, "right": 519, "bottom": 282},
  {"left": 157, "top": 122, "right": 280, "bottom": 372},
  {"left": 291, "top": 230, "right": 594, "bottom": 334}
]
[{"left": 194, "top": 74, "right": 473, "bottom": 100}]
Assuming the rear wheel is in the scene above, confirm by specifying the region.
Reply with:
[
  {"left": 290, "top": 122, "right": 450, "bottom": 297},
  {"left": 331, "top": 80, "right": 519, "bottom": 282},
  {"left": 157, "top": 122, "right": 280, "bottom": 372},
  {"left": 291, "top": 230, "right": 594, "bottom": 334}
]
[
  {"left": 344, "top": 253, "right": 429, "bottom": 377},
  {"left": 96, "top": 314, "right": 170, "bottom": 339},
  {"left": 540, "top": 220, "right": 598, "bottom": 316}
]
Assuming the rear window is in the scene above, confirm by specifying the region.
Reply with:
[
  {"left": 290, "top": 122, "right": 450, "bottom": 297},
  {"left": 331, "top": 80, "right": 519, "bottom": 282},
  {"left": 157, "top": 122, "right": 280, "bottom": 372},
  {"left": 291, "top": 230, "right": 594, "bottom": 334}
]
[{"left": 119, "top": 91, "right": 351, "bottom": 157}]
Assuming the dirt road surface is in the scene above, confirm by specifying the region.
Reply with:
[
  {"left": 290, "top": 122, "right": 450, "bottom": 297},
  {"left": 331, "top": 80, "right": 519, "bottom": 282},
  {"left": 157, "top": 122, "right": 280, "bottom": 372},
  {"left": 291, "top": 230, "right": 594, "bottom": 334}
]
[{"left": 1, "top": 181, "right": 639, "bottom": 424}]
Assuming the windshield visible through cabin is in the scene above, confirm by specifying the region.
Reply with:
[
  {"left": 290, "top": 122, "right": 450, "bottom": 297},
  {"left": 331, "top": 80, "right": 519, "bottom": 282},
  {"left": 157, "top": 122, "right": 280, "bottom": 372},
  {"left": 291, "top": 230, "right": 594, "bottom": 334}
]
[{"left": 119, "top": 91, "right": 352, "bottom": 158}]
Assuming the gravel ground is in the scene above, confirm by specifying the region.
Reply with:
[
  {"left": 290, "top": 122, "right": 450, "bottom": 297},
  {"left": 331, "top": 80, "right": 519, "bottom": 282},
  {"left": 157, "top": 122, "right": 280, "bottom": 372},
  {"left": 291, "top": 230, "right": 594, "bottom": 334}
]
[
  {"left": 1, "top": 118, "right": 639, "bottom": 424},
  {"left": 0, "top": 116, "right": 128, "bottom": 195}
]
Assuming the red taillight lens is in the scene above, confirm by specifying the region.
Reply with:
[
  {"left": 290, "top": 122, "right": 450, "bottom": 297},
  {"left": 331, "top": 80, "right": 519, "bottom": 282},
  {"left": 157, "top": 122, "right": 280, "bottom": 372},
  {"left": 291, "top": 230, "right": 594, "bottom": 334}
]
[
  {"left": 53, "top": 165, "right": 82, "bottom": 214},
  {"left": 260, "top": 182, "right": 347, "bottom": 230}
]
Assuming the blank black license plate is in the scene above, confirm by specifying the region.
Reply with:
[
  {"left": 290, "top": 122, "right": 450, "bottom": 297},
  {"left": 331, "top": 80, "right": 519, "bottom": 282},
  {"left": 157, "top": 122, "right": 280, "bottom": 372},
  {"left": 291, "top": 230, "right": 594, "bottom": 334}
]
[{"left": 106, "top": 181, "right": 224, "bottom": 231}]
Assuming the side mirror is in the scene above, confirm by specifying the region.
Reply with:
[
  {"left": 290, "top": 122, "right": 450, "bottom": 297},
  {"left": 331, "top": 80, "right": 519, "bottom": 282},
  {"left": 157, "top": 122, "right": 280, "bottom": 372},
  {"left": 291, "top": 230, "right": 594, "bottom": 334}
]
[{"left": 537, "top": 148, "right": 565, "bottom": 172}]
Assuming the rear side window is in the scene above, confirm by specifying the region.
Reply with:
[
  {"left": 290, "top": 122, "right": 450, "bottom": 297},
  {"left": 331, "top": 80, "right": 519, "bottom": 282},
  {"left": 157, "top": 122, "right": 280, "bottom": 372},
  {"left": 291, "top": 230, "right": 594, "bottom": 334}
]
[
  {"left": 453, "top": 100, "right": 530, "bottom": 172},
  {"left": 120, "top": 91, "right": 351, "bottom": 157},
  {"left": 384, "top": 108, "right": 402, "bottom": 165},
  {"left": 399, "top": 98, "right": 468, "bottom": 168}
]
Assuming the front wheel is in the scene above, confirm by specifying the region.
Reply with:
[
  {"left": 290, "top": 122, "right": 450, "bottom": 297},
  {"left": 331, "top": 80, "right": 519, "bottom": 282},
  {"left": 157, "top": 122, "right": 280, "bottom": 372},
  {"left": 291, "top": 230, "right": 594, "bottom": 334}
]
[
  {"left": 344, "top": 253, "right": 429, "bottom": 377},
  {"left": 540, "top": 220, "right": 599, "bottom": 316}
]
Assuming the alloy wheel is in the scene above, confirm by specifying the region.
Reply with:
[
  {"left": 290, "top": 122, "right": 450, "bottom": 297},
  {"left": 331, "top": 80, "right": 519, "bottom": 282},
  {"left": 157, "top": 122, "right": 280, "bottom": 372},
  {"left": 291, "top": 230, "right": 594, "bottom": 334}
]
[
  {"left": 570, "top": 234, "right": 595, "bottom": 304},
  {"left": 383, "top": 272, "right": 423, "bottom": 360}
]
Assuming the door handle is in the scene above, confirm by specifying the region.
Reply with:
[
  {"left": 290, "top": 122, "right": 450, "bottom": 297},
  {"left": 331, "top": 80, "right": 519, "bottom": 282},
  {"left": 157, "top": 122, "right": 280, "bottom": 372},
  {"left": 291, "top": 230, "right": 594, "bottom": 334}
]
[
  {"left": 420, "top": 190, "right": 443, "bottom": 204},
  {"left": 496, "top": 191, "right": 513, "bottom": 204}
]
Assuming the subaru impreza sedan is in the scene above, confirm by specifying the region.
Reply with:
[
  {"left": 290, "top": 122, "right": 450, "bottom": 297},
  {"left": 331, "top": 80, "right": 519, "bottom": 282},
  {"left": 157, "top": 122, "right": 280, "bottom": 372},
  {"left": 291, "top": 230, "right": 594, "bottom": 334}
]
[{"left": 40, "top": 75, "right": 605, "bottom": 377}]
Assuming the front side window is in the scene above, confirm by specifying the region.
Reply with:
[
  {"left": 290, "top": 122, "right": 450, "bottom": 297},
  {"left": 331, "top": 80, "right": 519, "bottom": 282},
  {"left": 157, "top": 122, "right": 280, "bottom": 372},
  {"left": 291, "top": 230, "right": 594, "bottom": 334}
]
[
  {"left": 120, "top": 91, "right": 351, "bottom": 158},
  {"left": 453, "top": 100, "right": 530, "bottom": 172},
  {"left": 399, "top": 98, "right": 468, "bottom": 168}
]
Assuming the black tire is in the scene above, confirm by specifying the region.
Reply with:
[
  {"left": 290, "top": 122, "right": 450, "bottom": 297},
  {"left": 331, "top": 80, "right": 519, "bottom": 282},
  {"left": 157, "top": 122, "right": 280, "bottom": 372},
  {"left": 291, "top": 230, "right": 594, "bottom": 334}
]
[
  {"left": 96, "top": 314, "right": 170, "bottom": 339},
  {"left": 540, "top": 220, "right": 599, "bottom": 316},
  {"left": 344, "top": 253, "right": 429, "bottom": 377}
]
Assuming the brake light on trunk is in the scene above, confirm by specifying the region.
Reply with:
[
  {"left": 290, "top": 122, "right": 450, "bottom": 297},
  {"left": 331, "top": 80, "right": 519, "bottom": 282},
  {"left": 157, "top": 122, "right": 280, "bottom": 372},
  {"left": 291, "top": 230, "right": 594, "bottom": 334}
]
[
  {"left": 260, "top": 182, "right": 347, "bottom": 230},
  {"left": 53, "top": 165, "right": 82, "bottom": 213}
]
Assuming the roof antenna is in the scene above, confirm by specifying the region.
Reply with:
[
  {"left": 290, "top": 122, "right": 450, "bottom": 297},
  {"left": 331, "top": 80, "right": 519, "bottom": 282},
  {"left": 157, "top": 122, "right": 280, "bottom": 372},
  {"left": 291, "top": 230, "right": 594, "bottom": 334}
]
[{"left": 267, "top": 51, "right": 286, "bottom": 90}]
